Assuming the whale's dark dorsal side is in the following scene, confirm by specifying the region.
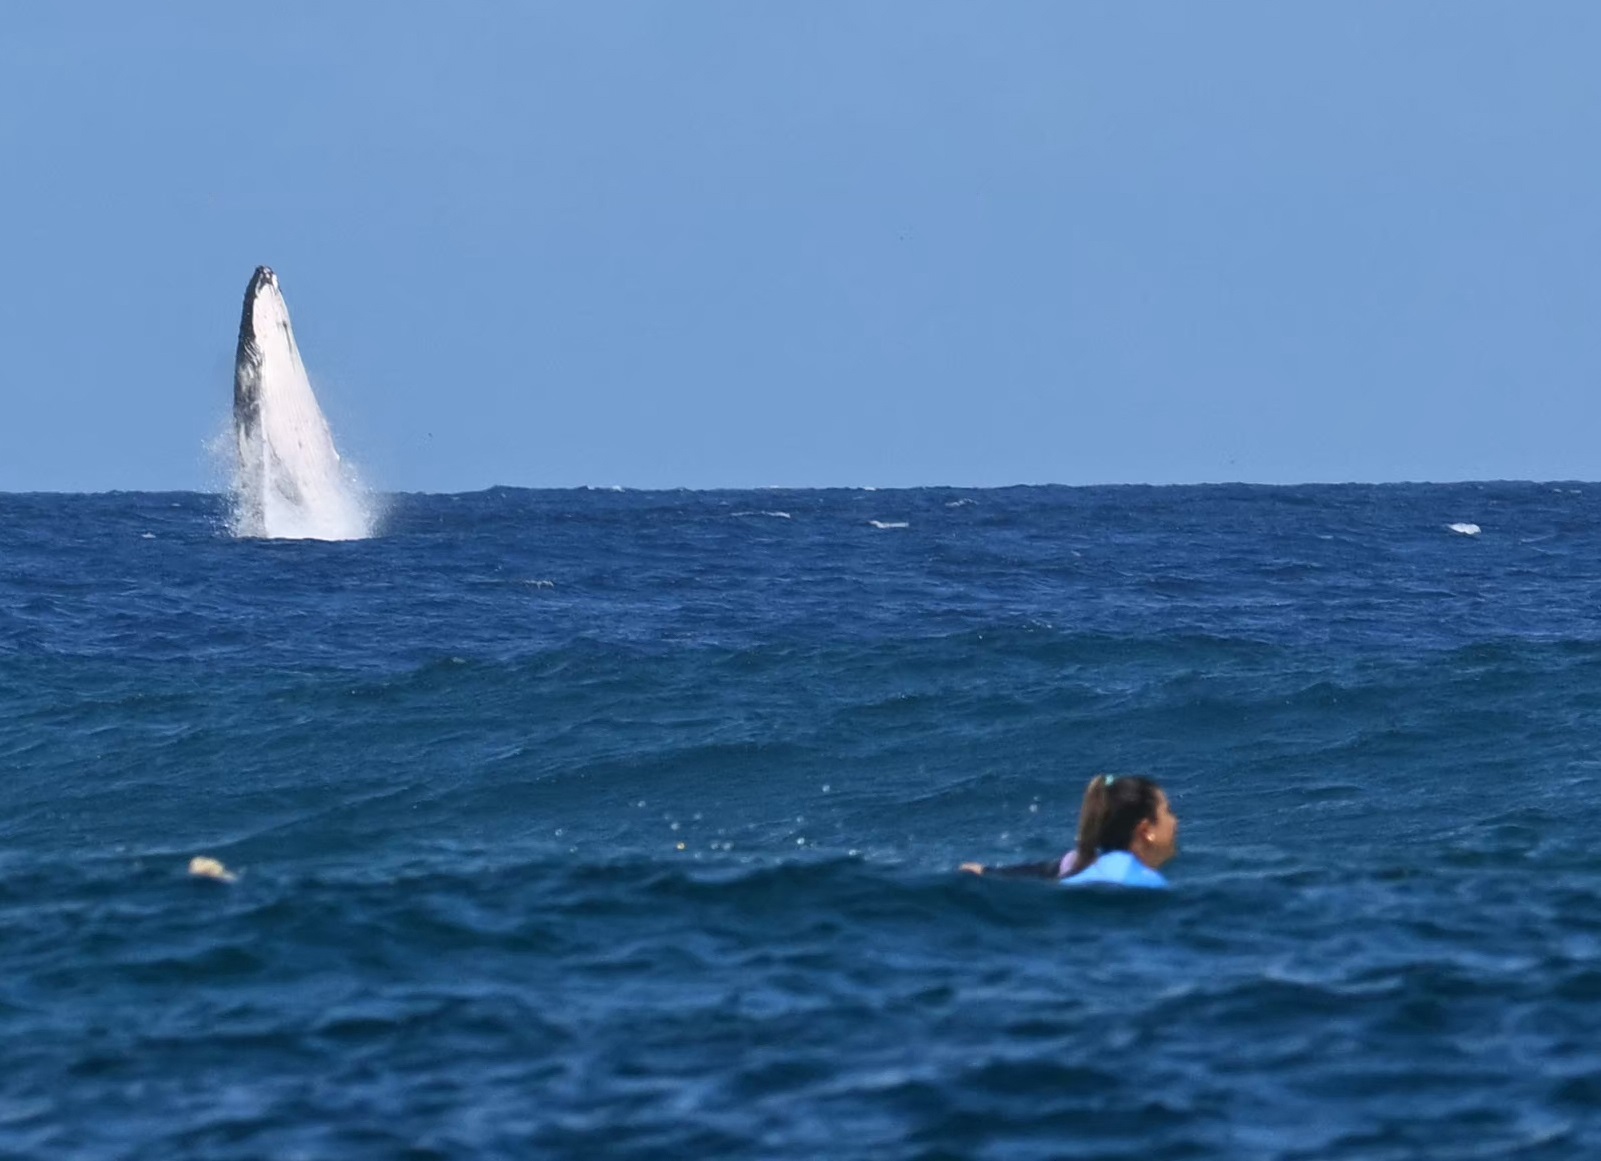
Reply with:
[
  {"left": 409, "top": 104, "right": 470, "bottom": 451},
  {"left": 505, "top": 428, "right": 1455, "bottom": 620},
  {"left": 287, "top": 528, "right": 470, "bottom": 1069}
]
[
  {"left": 232, "top": 266, "right": 275, "bottom": 535},
  {"left": 233, "top": 265, "right": 274, "bottom": 431}
]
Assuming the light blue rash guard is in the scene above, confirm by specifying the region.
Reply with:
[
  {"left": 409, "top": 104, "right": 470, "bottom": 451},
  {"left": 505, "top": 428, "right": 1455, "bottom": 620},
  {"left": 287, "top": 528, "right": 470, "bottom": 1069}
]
[{"left": 1059, "top": 850, "right": 1169, "bottom": 890}]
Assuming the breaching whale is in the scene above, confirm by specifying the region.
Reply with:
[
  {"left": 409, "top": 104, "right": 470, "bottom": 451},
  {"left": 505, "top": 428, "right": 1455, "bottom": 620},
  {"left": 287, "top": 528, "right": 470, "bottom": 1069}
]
[{"left": 232, "top": 267, "right": 371, "bottom": 540}]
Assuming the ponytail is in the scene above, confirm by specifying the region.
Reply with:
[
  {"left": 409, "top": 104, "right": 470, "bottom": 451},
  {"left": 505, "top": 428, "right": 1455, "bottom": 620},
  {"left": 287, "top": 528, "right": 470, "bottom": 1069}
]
[{"left": 1065, "top": 774, "right": 1163, "bottom": 878}]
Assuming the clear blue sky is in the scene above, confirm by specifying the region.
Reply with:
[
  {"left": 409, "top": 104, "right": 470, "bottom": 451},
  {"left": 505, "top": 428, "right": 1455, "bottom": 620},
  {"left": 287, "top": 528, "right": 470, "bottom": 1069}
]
[{"left": 2, "top": 3, "right": 1599, "bottom": 492}]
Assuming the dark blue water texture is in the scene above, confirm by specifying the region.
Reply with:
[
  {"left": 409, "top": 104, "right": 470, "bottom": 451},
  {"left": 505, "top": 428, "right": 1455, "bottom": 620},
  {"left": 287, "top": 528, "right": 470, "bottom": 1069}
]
[{"left": 3, "top": 484, "right": 1601, "bottom": 1159}]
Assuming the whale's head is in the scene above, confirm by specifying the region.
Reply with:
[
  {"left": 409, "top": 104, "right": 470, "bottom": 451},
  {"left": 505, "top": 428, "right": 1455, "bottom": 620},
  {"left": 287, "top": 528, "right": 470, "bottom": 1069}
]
[
  {"left": 235, "top": 266, "right": 290, "bottom": 417},
  {"left": 241, "top": 267, "right": 281, "bottom": 330},
  {"left": 247, "top": 266, "right": 278, "bottom": 296},
  {"left": 237, "top": 266, "right": 290, "bottom": 351}
]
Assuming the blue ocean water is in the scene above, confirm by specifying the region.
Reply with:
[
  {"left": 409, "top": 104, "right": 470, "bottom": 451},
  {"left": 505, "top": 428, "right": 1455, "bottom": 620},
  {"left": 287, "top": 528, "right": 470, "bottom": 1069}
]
[{"left": 3, "top": 484, "right": 1600, "bottom": 1159}]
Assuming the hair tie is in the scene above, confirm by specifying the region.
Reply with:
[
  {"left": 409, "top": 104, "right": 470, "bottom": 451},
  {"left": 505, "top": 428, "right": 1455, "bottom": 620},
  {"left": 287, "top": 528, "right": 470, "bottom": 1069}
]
[{"left": 1102, "top": 774, "right": 1116, "bottom": 787}]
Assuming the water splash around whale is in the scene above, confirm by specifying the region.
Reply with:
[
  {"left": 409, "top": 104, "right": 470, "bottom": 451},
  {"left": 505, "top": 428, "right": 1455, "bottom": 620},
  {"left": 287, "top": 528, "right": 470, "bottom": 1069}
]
[{"left": 231, "top": 267, "right": 374, "bottom": 540}]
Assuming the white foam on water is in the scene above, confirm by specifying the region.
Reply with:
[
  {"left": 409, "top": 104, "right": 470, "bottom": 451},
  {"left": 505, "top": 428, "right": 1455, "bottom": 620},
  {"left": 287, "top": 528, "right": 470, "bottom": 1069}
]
[
  {"left": 1448, "top": 523, "right": 1482, "bottom": 536},
  {"left": 232, "top": 272, "right": 374, "bottom": 541},
  {"left": 869, "top": 520, "right": 909, "bottom": 529}
]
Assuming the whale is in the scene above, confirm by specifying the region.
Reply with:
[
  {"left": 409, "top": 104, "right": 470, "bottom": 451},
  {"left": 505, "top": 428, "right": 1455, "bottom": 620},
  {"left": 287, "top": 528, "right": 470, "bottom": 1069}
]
[{"left": 232, "top": 267, "right": 370, "bottom": 540}]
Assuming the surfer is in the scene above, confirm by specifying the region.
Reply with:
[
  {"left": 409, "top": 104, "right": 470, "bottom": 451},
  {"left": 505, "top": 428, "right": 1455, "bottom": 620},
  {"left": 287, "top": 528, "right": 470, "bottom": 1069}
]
[{"left": 960, "top": 773, "right": 1178, "bottom": 889}]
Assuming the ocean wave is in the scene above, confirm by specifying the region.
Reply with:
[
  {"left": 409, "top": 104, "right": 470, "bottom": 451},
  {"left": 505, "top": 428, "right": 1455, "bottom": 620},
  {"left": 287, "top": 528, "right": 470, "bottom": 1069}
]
[{"left": 7, "top": 485, "right": 1601, "bottom": 1156}]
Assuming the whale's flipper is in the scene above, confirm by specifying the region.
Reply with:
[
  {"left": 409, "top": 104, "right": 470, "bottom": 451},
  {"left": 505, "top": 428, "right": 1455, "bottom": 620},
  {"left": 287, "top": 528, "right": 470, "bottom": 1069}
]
[{"left": 232, "top": 267, "right": 371, "bottom": 540}]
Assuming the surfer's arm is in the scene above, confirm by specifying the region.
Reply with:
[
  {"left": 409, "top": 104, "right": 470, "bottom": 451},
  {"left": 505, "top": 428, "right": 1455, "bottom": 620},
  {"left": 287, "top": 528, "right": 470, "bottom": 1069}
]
[{"left": 958, "top": 859, "right": 1064, "bottom": 879}]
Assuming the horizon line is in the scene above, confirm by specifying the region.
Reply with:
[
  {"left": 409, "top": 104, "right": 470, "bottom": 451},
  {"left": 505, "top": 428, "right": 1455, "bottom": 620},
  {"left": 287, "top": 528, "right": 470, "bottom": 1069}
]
[{"left": 0, "top": 477, "right": 1593, "bottom": 499}]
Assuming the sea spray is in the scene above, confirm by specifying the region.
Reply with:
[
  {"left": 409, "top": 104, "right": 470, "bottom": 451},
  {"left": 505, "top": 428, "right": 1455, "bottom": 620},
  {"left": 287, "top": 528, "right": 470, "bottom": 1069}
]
[{"left": 231, "top": 267, "right": 374, "bottom": 540}]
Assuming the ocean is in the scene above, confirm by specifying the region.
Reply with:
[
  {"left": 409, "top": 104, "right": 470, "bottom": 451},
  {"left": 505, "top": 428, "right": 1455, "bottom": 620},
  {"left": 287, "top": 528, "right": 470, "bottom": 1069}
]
[{"left": 2, "top": 483, "right": 1599, "bottom": 1159}]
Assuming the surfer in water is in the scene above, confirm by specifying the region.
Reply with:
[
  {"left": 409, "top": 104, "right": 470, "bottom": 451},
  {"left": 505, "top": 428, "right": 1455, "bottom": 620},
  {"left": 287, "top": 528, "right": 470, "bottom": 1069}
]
[{"left": 960, "top": 774, "right": 1178, "bottom": 889}]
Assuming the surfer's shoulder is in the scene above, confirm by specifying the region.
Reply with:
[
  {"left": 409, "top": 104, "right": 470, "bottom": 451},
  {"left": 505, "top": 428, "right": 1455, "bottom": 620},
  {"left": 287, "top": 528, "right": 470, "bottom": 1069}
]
[{"left": 1059, "top": 849, "right": 1169, "bottom": 890}]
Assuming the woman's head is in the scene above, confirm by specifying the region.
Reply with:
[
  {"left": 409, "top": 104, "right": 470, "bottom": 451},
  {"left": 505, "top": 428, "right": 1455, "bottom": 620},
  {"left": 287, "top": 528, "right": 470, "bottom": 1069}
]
[{"left": 1068, "top": 774, "right": 1179, "bottom": 874}]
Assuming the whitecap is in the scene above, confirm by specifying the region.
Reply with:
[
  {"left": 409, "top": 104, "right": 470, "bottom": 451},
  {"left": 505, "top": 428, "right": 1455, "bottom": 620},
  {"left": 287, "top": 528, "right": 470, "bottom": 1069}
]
[
  {"left": 869, "top": 520, "right": 909, "bottom": 529},
  {"left": 1448, "top": 523, "right": 1482, "bottom": 536},
  {"left": 730, "top": 511, "right": 792, "bottom": 519}
]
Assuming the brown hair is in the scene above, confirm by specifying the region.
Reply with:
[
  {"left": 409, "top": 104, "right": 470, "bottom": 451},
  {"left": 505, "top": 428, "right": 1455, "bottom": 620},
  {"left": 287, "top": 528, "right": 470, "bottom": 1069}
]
[{"left": 1065, "top": 774, "right": 1164, "bottom": 878}]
